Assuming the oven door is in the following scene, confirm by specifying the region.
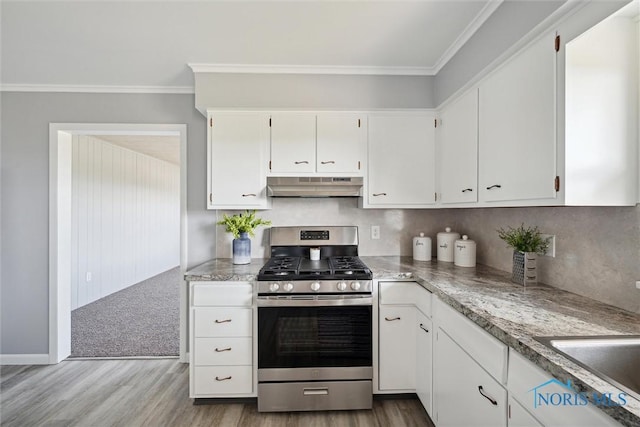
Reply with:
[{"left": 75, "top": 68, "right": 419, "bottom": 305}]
[{"left": 257, "top": 296, "right": 372, "bottom": 382}]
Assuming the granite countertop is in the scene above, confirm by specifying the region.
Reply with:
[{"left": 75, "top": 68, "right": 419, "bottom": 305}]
[{"left": 185, "top": 256, "right": 640, "bottom": 426}]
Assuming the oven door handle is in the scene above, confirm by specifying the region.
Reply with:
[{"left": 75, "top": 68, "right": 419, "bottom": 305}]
[{"left": 257, "top": 296, "right": 373, "bottom": 307}]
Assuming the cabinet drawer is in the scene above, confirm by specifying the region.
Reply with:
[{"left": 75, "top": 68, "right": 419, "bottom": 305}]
[
  {"left": 433, "top": 298, "right": 507, "bottom": 383},
  {"left": 193, "top": 308, "right": 252, "bottom": 337},
  {"left": 193, "top": 366, "right": 253, "bottom": 396},
  {"left": 380, "top": 282, "right": 432, "bottom": 316},
  {"left": 194, "top": 337, "right": 252, "bottom": 366},
  {"left": 192, "top": 282, "right": 253, "bottom": 307},
  {"left": 508, "top": 350, "right": 621, "bottom": 427}
]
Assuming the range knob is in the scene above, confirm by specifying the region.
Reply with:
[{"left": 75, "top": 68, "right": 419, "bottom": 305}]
[
  {"left": 351, "top": 281, "right": 361, "bottom": 291},
  {"left": 310, "top": 281, "right": 321, "bottom": 292},
  {"left": 269, "top": 283, "right": 280, "bottom": 292},
  {"left": 337, "top": 281, "right": 347, "bottom": 291},
  {"left": 283, "top": 282, "right": 294, "bottom": 292}
]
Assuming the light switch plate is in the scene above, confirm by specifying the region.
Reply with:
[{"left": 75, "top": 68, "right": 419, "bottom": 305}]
[{"left": 540, "top": 234, "right": 555, "bottom": 257}]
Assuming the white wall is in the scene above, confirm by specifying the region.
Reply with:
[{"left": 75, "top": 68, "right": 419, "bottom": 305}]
[{"left": 70, "top": 136, "right": 180, "bottom": 309}]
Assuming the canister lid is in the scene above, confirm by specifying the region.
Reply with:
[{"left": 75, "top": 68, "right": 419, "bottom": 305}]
[
  {"left": 456, "top": 235, "right": 476, "bottom": 245},
  {"left": 438, "top": 227, "right": 460, "bottom": 237}
]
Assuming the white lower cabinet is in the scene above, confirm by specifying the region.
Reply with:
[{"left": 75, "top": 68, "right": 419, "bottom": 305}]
[
  {"left": 189, "top": 282, "right": 254, "bottom": 398},
  {"left": 507, "top": 350, "right": 621, "bottom": 427},
  {"left": 509, "top": 395, "right": 543, "bottom": 427},
  {"left": 378, "top": 305, "right": 416, "bottom": 391},
  {"left": 433, "top": 328, "right": 508, "bottom": 426},
  {"left": 416, "top": 311, "right": 433, "bottom": 416}
]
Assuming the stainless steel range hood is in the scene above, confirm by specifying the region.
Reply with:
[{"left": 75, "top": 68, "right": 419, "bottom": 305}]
[{"left": 267, "top": 177, "right": 363, "bottom": 197}]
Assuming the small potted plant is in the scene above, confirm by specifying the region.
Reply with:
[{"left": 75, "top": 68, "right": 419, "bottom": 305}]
[
  {"left": 217, "top": 210, "right": 271, "bottom": 264},
  {"left": 497, "top": 223, "right": 551, "bottom": 285}
]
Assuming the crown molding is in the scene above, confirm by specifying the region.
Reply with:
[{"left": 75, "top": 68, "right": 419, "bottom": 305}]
[
  {"left": 0, "top": 84, "right": 194, "bottom": 94},
  {"left": 188, "top": 63, "right": 435, "bottom": 76},
  {"left": 431, "top": 0, "right": 504, "bottom": 74}
]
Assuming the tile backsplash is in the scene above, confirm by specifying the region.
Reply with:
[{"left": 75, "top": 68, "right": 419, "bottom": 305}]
[{"left": 217, "top": 200, "right": 640, "bottom": 314}]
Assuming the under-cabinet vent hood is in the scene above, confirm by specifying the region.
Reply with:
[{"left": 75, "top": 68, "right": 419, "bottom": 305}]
[{"left": 267, "top": 177, "right": 363, "bottom": 197}]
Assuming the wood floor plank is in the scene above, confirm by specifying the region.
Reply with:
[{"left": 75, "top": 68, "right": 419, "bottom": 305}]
[{"left": 1, "top": 359, "right": 434, "bottom": 427}]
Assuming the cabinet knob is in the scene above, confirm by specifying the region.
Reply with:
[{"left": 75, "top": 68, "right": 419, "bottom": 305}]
[
  {"left": 486, "top": 185, "right": 502, "bottom": 190},
  {"left": 320, "top": 160, "right": 335, "bottom": 164},
  {"left": 294, "top": 161, "right": 309, "bottom": 164},
  {"left": 462, "top": 188, "right": 473, "bottom": 193},
  {"left": 241, "top": 193, "right": 257, "bottom": 197},
  {"left": 372, "top": 193, "right": 387, "bottom": 197},
  {"left": 384, "top": 317, "right": 401, "bottom": 321}
]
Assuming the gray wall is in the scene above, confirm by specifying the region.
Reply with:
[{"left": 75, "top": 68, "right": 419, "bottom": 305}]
[
  {"left": 0, "top": 92, "right": 209, "bottom": 355},
  {"left": 450, "top": 205, "right": 640, "bottom": 314},
  {"left": 195, "top": 73, "right": 436, "bottom": 111},
  {"left": 435, "top": 0, "right": 566, "bottom": 105}
]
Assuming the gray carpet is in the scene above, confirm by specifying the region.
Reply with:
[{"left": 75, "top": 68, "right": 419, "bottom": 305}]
[{"left": 70, "top": 267, "right": 180, "bottom": 358}]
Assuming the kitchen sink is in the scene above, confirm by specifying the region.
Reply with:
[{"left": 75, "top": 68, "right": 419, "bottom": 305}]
[{"left": 534, "top": 335, "right": 640, "bottom": 401}]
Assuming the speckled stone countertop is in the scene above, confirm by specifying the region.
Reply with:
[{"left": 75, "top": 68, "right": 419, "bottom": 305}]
[{"left": 185, "top": 256, "right": 640, "bottom": 426}]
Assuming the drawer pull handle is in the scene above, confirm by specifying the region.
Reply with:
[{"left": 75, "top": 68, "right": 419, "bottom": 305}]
[
  {"left": 419, "top": 323, "right": 429, "bottom": 333},
  {"left": 294, "top": 160, "right": 309, "bottom": 164},
  {"left": 215, "top": 376, "right": 232, "bottom": 381},
  {"left": 241, "top": 193, "right": 256, "bottom": 197},
  {"left": 215, "top": 347, "right": 232, "bottom": 352},
  {"left": 384, "top": 317, "right": 401, "bottom": 321},
  {"left": 303, "top": 387, "right": 329, "bottom": 396},
  {"left": 486, "top": 184, "right": 502, "bottom": 190},
  {"left": 462, "top": 188, "right": 473, "bottom": 193},
  {"left": 215, "top": 319, "right": 232, "bottom": 324},
  {"left": 478, "top": 386, "right": 498, "bottom": 405},
  {"left": 320, "top": 160, "right": 335, "bottom": 164},
  {"left": 372, "top": 193, "right": 387, "bottom": 197}
]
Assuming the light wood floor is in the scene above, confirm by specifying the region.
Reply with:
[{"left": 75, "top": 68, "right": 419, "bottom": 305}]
[{"left": 1, "top": 359, "right": 434, "bottom": 427}]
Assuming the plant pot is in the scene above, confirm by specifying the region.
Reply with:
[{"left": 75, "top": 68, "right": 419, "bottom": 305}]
[
  {"left": 512, "top": 251, "right": 537, "bottom": 286},
  {"left": 232, "top": 232, "right": 251, "bottom": 265}
]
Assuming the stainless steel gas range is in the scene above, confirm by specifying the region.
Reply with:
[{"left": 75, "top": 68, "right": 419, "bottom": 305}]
[{"left": 256, "top": 226, "right": 373, "bottom": 412}]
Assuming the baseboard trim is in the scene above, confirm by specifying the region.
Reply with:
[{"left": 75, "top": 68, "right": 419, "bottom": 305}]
[{"left": 0, "top": 354, "right": 51, "bottom": 365}]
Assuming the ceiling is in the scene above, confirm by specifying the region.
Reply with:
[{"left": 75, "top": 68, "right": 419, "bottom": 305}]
[
  {"left": 0, "top": 0, "right": 503, "bottom": 90},
  {"left": 95, "top": 135, "right": 180, "bottom": 165}
]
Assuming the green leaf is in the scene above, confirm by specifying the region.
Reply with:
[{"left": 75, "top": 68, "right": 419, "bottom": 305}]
[
  {"left": 496, "top": 223, "right": 550, "bottom": 254},
  {"left": 216, "top": 210, "right": 272, "bottom": 239}
]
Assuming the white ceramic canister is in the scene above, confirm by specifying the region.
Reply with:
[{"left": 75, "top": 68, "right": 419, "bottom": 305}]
[
  {"left": 454, "top": 235, "right": 477, "bottom": 268},
  {"left": 437, "top": 227, "right": 460, "bottom": 262},
  {"left": 413, "top": 232, "right": 432, "bottom": 261}
]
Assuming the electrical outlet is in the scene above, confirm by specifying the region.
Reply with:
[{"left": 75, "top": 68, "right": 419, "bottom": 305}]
[
  {"left": 371, "top": 225, "right": 380, "bottom": 240},
  {"left": 86, "top": 272, "right": 92, "bottom": 282},
  {"left": 636, "top": 281, "right": 640, "bottom": 290},
  {"left": 540, "top": 234, "right": 556, "bottom": 257}
]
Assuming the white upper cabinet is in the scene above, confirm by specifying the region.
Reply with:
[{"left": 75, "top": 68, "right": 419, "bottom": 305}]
[
  {"left": 269, "top": 112, "right": 365, "bottom": 176},
  {"left": 316, "top": 113, "right": 365, "bottom": 174},
  {"left": 437, "top": 90, "right": 479, "bottom": 205},
  {"left": 478, "top": 32, "right": 558, "bottom": 203},
  {"left": 269, "top": 113, "right": 316, "bottom": 174},
  {"left": 365, "top": 112, "right": 436, "bottom": 208},
  {"left": 207, "top": 111, "right": 270, "bottom": 209}
]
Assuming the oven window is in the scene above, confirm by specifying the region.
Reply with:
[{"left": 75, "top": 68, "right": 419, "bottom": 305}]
[{"left": 258, "top": 306, "right": 372, "bottom": 368}]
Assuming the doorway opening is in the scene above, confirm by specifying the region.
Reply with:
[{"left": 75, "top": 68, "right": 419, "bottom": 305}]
[{"left": 49, "top": 124, "right": 188, "bottom": 363}]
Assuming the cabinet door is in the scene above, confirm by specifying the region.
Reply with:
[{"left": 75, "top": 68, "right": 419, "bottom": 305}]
[
  {"left": 416, "top": 312, "right": 433, "bottom": 416},
  {"left": 367, "top": 113, "right": 436, "bottom": 206},
  {"left": 208, "top": 112, "right": 270, "bottom": 209},
  {"left": 379, "top": 306, "right": 416, "bottom": 391},
  {"left": 269, "top": 113, "right": 316, "bottom": 174},
  {"left": 316, "top": 113, "right": 364, "bottom": 174},
  {"left": 438, "top": 90, "right": 478, "bottom": 204},
  {"left": 509, "top": 396, "right": 543, "bottom": 427},
  {"left": 478, "top": 33, "right": 557, "bottom": 203},
  {"left": 433, "top": 328, "right": 507, "bottom": 427}
]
